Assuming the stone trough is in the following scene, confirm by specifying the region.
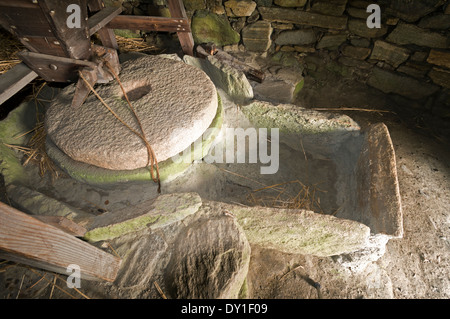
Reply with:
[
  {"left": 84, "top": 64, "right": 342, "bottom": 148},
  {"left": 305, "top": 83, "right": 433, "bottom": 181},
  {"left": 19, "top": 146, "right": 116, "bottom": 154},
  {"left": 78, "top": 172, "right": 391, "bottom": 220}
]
[{"left": 0, "top": 53, "right": 403, "bottom": 298}]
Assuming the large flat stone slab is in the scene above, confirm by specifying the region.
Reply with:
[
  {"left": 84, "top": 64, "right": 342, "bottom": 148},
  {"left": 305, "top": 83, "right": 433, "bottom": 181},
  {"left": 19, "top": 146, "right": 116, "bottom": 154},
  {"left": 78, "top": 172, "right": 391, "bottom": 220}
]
[{"left": 45, "top": 55, "right": 218, "bottom": 171}]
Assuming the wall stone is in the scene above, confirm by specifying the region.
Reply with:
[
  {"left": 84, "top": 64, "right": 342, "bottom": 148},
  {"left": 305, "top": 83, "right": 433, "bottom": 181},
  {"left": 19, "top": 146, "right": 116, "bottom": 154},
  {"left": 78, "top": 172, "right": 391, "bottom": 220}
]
[{"left": 121, "top": 0, "right": 450, "bottom": 119}]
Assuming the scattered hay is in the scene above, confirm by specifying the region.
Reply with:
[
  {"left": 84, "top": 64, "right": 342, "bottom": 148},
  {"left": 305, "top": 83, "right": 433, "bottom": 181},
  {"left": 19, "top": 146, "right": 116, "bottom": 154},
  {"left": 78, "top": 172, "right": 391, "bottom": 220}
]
[
  {"left": 246, "top": 180, "right": 326, "bottom": 213},
  {"left": 116, "top": 35, "right": 158, "bottom": 53},
  {"left": 0, "top": 29, "right": 24, "bottom": 75},
  {"left": 3, "top": 82, "right": 60, "bottom": 180}
]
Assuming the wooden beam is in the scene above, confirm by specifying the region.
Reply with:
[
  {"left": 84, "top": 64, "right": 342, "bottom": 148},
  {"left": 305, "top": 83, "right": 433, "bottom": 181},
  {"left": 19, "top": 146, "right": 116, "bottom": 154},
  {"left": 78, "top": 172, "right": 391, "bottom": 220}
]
[
  {"left": 107, "top": 15, "right": 190, "bottom": 33},
  {"left": 0, "top": 201, "right": 121, "bottom": 282},
  {"left": 18, "top": 50, "right": 98, "bottom": 82},
  {"left": 88, "top": 6, "right": 122, "bottom": 36},
  {"left": 88, "top": 0, "right": 118, "bottom": 50},
  {"left": 0, "top": 63, "right": 38, "bottom": 105},
  {"left": 167, "top": 0, "right": 194, "bottom": 56}
]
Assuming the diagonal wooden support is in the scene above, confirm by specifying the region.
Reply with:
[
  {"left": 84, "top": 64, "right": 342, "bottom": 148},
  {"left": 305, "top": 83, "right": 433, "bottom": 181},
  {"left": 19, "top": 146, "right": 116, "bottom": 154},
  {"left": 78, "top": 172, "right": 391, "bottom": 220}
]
[{"left": 0, "top": 201, "right": 121, "bottom": 282}]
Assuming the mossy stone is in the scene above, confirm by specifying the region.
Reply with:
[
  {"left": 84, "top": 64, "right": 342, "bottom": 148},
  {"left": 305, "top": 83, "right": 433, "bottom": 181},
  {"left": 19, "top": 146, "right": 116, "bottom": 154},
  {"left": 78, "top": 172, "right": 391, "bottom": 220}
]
[{"left": 191, "top": 10, "right": 240, "bottom": 46}]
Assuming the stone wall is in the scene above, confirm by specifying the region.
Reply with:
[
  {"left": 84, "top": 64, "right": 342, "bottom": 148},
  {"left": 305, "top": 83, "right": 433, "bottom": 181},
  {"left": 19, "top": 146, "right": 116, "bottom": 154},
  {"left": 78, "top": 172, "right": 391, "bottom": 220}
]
[{"left": 117, "top": 0, "right": 450, "bottom": 118}]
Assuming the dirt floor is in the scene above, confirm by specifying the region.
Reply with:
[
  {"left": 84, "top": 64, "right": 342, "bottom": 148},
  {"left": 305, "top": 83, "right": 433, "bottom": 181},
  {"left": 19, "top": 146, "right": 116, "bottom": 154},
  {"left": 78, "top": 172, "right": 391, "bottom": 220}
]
[{"left": 1, "top": 51, "right": 449, "bottom": 300}]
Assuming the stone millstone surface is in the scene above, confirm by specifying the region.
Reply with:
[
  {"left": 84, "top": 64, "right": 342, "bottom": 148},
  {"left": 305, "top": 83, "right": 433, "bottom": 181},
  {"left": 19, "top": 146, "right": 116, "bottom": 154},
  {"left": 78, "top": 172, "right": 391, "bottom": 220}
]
[{"left": 45, "top": 55, "right": 218, "bottom": 170}]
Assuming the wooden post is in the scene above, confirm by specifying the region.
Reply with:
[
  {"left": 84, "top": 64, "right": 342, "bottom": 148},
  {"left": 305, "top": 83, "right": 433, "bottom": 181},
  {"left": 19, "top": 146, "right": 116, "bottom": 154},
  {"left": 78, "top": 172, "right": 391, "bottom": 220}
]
[
  {"left": 0, "top": 201, "right": 121, "bottom": 282},
  {"left": 167, "top": 0, "right": 195, "bottom": 56}
]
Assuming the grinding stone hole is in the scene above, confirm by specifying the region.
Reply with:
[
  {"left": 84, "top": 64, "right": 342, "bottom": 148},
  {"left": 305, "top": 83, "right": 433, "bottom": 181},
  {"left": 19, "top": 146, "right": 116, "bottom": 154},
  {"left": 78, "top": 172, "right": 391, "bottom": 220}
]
[{"left": 121, "top": 83, "right": 152, "bottom": 102}]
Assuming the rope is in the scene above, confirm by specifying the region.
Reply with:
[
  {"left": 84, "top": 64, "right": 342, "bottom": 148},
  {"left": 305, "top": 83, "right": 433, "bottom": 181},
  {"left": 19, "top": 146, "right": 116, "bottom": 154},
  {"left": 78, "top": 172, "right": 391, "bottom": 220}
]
[{"left": 78, "top": 69, "right": 161, "bottom": 193}]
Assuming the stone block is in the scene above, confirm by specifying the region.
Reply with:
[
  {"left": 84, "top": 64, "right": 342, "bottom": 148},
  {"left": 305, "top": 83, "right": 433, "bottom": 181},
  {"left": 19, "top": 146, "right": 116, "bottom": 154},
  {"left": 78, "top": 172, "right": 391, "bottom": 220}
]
[
  {"left": 259, "top": 6, "right": 348, "bottom": 30},
  {"left": 367, "top": 67, "right": 440, "bottom": 100},
  {"left": 274, "top": 0, "right": 307, "bottom": 7},
  {"left": 387, "top": 0, "right": 446, "bottom": 23},
  {"left": 427, "top": 49, "right": 450, "bottom": 69},
  {"left": 224, "top": 0, "right": 257, "bottom": 17},
  {"left": 311, "top": 0, "right": 348, "bottom": 16},
  {"left": 191, "top": 10, "right": 240, "bottom": 46},
  {"left": 386, "top": 23, "right": 449, "bottom": 49},
  {"left": 342, "top": 45, "right": 371, "bottom": 60},
  {"left": 242, "top": 20, "right": 273, "bottom": 52},
  {"left": 316, "top": 34, "right": 347, "bottom": 49},
  {"left": 274, "top": 29, "right": 316, "bottom": 46},
  {"left": 429, "top": 67, "right": 450, "bottom": 89},
  {"left": 183, "top": 0, "right": 206, "bottom": 11},
  {"left": 348, "top": 18, "right": 388, "bottom": 38},
  {"left": 370, "top": 40, "right": 410, "bottom": 68},
  {"left": 418, "top": 13, "right": 450, "bottom": 29}
]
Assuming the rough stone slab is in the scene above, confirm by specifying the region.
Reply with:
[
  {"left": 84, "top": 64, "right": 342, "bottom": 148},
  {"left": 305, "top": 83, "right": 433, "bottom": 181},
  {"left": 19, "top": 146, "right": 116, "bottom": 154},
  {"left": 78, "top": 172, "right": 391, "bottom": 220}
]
[
  {"left": 386, "top": 23, "right": 449, "bottom": 49},
  {"left": 183, "top": 55, "right": 253, "bottom": 103},
  {"left": 311, "top": 0, "right": 348, "bottom": 16},
  {"left": 427, "top": 50, "right": 450, "bottom": 69},
  {"left": 191, "top": 10, "right": 240, "bottom": 46},
  {"left": 370, "top": 40, "right": 410, "bottom": 68},
  {"left": 418, "top": 13, "right": 450, "bottom": 29},
  {"left": 342, "top": 45, "right": 371, "bottom": 60},
  {"left": 88, "top": 195, "right": 251, "bottom": 299},
  {"left": 45, "top": 95, "right": 224, "bottom": 186},
  {"left": 429, "top": 67, "right": 450, "bottom": 89},
  {"left": 241, "top": 100, "right": 360, "bottom": 134},
  {"left": 224, "top": 0, "right": 256, "bottom": 17},
  {"left": 316, "top": 34, "right": 347, "bottom": 49},
  {"left": 274, "top": 0, "right": 307, "bottom": 7},
  {"left": 386, "top": 0, "right": 446, "bottom": 23},
  {"left": 242, "top": 20, "right": 273, "bottom": 52},
  {"left": 348, "top": 18, "right": 388, "bottom": 38},
  {"left": 275, "top": 29, "right": 316, "bottom": 46},
  {"left": 353, "top": 123, "right": 403, "bottom": 238},
  {"left": 164, "top": 201, "right": 251, "bottom": 298},
  {"left": 222, "top": 202, "right": 371, "bottom": 257},
  {"left": 259, "top": 6, "right": 348, "bottom": 30},
  {"left": 6, "top": 184, "right": 93, "bottom": 226},
  {"left": 367, "top": 67, "right": 440, "bottom": 100},
  {"left": 84, "top": 193, "right": 202, "bottom": 242},
  {"left": 46, "top": 55, "right": 218, "bottom": 171}
]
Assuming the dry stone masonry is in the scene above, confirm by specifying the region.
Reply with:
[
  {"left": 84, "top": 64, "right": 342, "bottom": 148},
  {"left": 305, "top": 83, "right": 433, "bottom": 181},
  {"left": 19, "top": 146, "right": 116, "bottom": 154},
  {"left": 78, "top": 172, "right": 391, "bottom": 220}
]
[{"left": 122, "top": 0, "right": 450, "bottom": 118}]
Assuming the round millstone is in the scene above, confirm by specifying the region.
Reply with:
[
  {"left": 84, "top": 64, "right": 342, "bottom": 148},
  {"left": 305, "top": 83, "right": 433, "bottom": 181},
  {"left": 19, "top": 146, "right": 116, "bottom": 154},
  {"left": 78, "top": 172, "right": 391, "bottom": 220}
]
[{"left": 45, "top": 55, "right": 218, "bottom": 171}]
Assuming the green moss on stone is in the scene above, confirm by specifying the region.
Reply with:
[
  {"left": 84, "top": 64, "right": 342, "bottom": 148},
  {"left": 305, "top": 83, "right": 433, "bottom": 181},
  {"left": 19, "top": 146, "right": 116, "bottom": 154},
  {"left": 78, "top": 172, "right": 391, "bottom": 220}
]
[{"left": 191, "top": 10, "right": 240, "bottom": 46}]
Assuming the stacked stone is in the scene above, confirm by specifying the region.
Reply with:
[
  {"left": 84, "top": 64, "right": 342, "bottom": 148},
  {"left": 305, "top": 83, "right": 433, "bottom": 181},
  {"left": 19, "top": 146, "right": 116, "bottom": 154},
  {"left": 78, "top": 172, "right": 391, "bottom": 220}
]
[{"left": 122, "top": 0, "right": 449, "bottom": 117}]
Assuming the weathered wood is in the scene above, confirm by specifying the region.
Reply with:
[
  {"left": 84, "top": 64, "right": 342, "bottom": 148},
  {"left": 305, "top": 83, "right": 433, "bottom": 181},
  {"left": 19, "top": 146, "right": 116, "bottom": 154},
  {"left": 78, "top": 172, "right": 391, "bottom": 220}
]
[
  {"left": 88, "top": 6, "right": 122, "bottom": 36},
  {"left": 33, "top": 216, "right": 87, "bottom": 237},
  {"left": 0, "top": 201, "right": 121, "bottom": 282},
  {"left": 18, "top": 50, "right": 97, "bottom": 82},
  {"left": 167, "top": 0, "right": 194, "bottom": 56},
  {"left": 88, "top": 0, "right": 118, "bottom": 50},
  {"left": 71, "top": 67, "right": 98, "bottom": 108},
  {"left": 0, "top": 63, "right": 38, "bottom": 105},
  {"left": 38, "top": 0, "right": 92, "bottom": 60},
  {"left": 107, "top": 15, "right": 190, "bottom": 33}
]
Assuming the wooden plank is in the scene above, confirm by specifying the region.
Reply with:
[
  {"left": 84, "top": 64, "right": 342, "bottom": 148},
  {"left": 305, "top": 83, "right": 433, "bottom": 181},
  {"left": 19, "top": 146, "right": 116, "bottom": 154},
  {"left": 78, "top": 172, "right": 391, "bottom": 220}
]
[
  {"left": 20, "top": 36, "right": 67, "bottom": 57},
  {"left": 18, "top": 50, "right": 98, "bottom": 82},
  {"left": 0, "top": 63, "right": 38, "bottom": 105},
  {"left": 107, "top": 15, "right": 190, "bottom": 33},
  {"left": 88, "top": 6, "right": 122, "bottom": 36},
  {"left": 167, "top": 0, "right": 194, "bottom": 56},
  {"left": 0, "top": 0, "right": 39, "bottom": 9},
  {"left": 88, "top": 0, "right": 118, "bottom": 50},
  {"left": 33, "top": 216, "right": 87, "bottom": 237},
  {"left": 0, "top": 201, "right": 121, "bottom": 282},
  {"left": 0, "top": 6, "right": 54, "bottom": 37}
]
